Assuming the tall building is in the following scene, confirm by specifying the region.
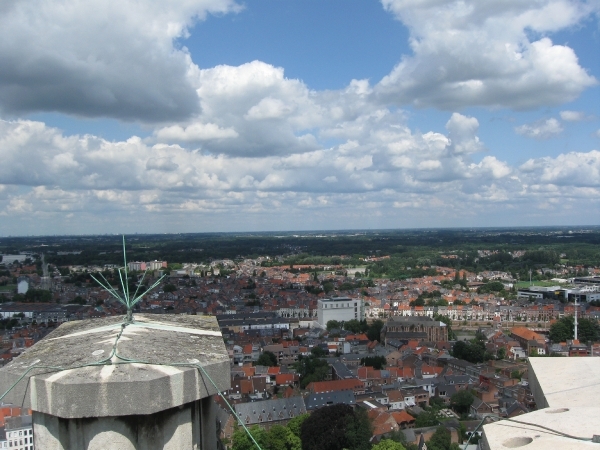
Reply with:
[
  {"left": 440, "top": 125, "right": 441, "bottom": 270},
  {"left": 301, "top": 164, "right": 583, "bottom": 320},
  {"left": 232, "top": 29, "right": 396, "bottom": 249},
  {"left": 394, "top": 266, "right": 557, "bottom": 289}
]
[
  {"left": 317, "top": 296, "right": 364, "bottom": 327},
  {"left": 148, "top": 260, "right": 167, "bottom": 270},
  {"left": 127, "top": 261, "right": 146, "bottom": 271}
]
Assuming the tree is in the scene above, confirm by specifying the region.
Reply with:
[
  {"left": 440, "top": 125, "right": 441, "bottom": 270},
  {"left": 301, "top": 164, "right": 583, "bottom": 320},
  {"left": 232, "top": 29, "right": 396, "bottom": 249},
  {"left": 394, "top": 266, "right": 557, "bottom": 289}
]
[
  {"left": 300, "top": 404, "right": 372, "bottom": 450},
  {"left": 367, "top": 319, "right": 384, "bottom": 342},
  {"left": 344, "top": 319, "right": 362, "bottom": 333},
  {"left": 231, "top": 425, "right": 268, "bottom": 450},
  {"left": 287, "top": 413, "right": 309, "bottom": 438},
  {"left": 372, "top": 439, "right": 406, "bottom": 450},
  {"left": 72, "top": 296, "right": 86, "bottom": 305},
  {"left": 510, "top": 370, "right": 523, "bottom": 380},
  {"left": 426, "top": 426, "right": 461, "bottom": 450},
  {"left": 385, "top": 431, "right": 416, "bottom": 450},
  {"left": 429, "top": 397, "right": 445, "bottom": 409},
  {"left": 327, "top": 320, "right": 341, "bottom": 331},
  {"left": 163, "top": 283, "right": 177, "bottom": 293},
  {"left": 310, "top": 346, "right": 327, "bottom": 357},
  {"left": 450, "top": 390, "right": 474, "bottom": 415},
  {"left": 360, "top": 355, "right": 386, "bottom": 370},
  {"left": 264, "top": 425, "right": 301, "bottom": 450},
  {"left": 428, "top": 427, "right": 450, "bottom": 450},
  {"left": 452, "top": 339, "right": 492, "bottom": 364},
  {"left": 496, "top": 347, "right": 506, "bottom": 360},
  {"left": 256, "top": 351, "right": 278, "bottom": 367},
  {"left": 414, "top": 409, "right": 439, "bottom": 428},
  {"left": 294, "top": 354, "right": 330, "bottom": 388},
  {"left": 549, "top": 316, "right": 600, "bottom": 343},
  {"left": 323, "top": 282, "right": 334, "bottom": 294},
  {"left": 434, "top": 313, "right": 455, "bottom": 340}
]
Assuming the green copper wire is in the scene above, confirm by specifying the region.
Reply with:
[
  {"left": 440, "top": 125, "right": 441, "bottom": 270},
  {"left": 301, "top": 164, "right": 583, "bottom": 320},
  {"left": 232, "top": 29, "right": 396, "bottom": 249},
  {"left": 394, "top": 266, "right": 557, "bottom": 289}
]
[{"left": 90, "top": 235, "right": 165, "bottom": 323}]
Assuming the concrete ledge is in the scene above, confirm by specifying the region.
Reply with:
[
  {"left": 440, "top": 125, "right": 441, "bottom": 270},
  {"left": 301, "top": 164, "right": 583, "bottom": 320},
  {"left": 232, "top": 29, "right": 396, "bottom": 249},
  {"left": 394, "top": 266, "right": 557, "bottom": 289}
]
[
  {"left": 33, "top": 396, "right": 217, "bottom": 450},
  {"left": 481, "top": 406, "right": 600, "bottom": 450},
  {"left": 528, "top": 357, "right": 600, "bottom": 408},
  {"left": 0, "top": 314, "right": 230, "bottom": 418},
  {"left": 482, "top": 358, "right": 600, "bottom": 450}
]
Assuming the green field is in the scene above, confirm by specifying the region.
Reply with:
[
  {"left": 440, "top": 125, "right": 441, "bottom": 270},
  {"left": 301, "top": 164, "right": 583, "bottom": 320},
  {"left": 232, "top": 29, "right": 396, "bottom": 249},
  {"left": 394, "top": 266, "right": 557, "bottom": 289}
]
[
  {"left": 516, "top": 281, "right": 564, "bottom": 288},
  {"left": 0, "top": 284, "right": 15, "bottom": 292}
]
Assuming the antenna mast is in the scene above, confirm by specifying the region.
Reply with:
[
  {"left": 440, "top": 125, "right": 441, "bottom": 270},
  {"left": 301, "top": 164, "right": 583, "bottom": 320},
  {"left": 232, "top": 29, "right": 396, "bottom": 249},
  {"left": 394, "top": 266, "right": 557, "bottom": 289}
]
[{"left": 574, "top": 294, "right": 578, "bottom": 341}]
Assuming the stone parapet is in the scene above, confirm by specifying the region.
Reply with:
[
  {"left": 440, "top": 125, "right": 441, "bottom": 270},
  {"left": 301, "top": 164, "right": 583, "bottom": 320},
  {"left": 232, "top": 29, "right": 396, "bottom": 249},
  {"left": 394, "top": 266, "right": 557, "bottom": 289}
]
[{"left": 0, "top": 314, "right": 230, "bottom": 449}]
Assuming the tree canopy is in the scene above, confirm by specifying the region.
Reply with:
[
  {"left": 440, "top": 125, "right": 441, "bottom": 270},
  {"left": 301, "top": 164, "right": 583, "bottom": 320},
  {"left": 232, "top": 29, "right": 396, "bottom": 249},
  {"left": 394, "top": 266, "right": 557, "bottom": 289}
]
[
  {"left": 367, "top": 319, "right": 384, "bottom": 342},
  {"left": 255, "top": 351, "right": 278, "bottom": 367},
  {"left": 426, "top": 426, "right": 462, "bottom": 450},
  {"left": 372, "top": 440, "right": 407, "bottom": 450},
  {"left": 360, "top": 355, "right": 386, "bottom": 370},
  {"left": 414, "top": 409, "right": 440, "bottom": 428},
  {"left": 549, "top": 315, "right": 600, "bottom": 343},
  {"left": 449, "top": 389, "right": 475, "bottom": 415},
  {"left": 294, "top": 354, "right": 330, "bottom": 389},
  {"left": 300, "top": 404, "right": 372, "bottom": 450},
  {"left": 327, "top": 320, "right": 341, "bottom": 331},
  {"left": 452, "top": 338, "right": 493, "bottom": 364},
  {"left": 231, "top": 424, "right": 301, "bottom": 450}
]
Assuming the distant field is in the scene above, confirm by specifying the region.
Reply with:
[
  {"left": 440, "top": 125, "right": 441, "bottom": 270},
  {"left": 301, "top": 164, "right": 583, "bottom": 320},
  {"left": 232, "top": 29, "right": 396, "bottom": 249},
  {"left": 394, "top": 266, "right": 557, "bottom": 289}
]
[
  {"left": 516, "top": 281, "right": 563, "bottom": 288},
  {"left": 0, "top": 284, "right": 15, "bottom": 292}
]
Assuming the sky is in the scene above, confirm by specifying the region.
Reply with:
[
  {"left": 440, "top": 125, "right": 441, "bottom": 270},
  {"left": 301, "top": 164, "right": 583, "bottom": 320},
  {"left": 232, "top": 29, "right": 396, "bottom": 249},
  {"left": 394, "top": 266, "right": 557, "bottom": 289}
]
[{"left": 0, "top": 0, "right": 599, "bottom": 236}]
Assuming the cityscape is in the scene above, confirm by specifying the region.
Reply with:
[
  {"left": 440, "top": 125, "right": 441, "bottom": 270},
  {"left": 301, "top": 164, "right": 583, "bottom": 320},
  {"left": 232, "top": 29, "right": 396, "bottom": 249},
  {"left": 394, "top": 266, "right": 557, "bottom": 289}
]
[
  {"left": 1, "top": 0, "right": 600, "bottom": 449},
  {"left": 1, "top": 229, "right": 600, "bottom": 449}
]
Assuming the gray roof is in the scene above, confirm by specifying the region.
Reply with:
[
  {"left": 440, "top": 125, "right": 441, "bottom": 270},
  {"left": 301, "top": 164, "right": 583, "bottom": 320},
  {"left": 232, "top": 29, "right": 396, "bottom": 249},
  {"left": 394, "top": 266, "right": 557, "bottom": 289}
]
[
  {"left": 506, "top": 401, "right": 528, "bottom": 416},
  {"left": 436, "top": 382, "right": 457, "bottom": 395},
  {"left": 234, "top": 397, "right": 306, "bottom": 425},
  {"left": 305, "top": 390, "right": 356, "bottom": 410},
  {"left": 331, "top": 362, "right": 355, "bottom": 379},
  {"left": 5, "top": 414, "right": 32, "bottom": 430},
  {"left": 402, "top": 428, "right": 416, "bottom": 443}
]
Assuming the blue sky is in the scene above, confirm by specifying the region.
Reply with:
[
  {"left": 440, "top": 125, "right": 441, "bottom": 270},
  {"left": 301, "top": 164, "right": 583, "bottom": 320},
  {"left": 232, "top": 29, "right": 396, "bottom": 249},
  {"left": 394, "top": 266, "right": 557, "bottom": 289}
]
[{"left": 0, "top": 0, "right": 599, "bottom": 235}]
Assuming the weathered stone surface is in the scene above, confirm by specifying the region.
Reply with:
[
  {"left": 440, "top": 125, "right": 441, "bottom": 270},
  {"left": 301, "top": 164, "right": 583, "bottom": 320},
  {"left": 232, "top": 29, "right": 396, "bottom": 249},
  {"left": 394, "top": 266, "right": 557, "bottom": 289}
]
[
  {"left": 33, "top": 396, "right": 217, "bottom": 450},
  {"left": 528, "top": 357, "right": 600, "bottom": 408},
  {"left": 0, "top": 314, "right": 230, "bottom": 418},
  {"left": 482, "top": 358, "right": 600, "bottom": 449},
  {"left": 482, "top": 406, "right": 600, "bottom": 449}
]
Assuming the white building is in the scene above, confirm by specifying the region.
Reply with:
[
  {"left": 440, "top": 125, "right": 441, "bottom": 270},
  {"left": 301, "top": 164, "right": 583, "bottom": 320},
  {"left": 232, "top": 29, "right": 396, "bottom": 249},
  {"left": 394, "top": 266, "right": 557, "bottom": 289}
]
[
  {"left": 0, "top": 415, "right": 34, "bottom": 450},
  {"left": 0, "top": 255, "right": 28, "bottom": 265},
  {"left": 317, "top": 296, "right": 364, "bottom": 327},
  {"left": 127, "top": 261, "right": 146, "bottom": 271},
  {"left": 148, "top": 260, "right": 167, "bottom": 270},
  {"left": 17, "top": 277, "right": 29, "bottom": 295}
]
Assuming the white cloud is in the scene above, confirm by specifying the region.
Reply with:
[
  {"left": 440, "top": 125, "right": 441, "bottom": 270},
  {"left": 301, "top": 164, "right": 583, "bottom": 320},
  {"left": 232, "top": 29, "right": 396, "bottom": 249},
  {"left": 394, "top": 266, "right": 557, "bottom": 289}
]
[
  {"left": 245, "top": 98, "right": 294, "bottom": 120},
  {"left": 559, "top": 110, "right": 586, "bottom": 122},
  {"left": 154, "top": 123, "right": 238, "bottom": 142},
  {"left": 376, "top": 0, "right": 597, "bottom": 109},
  {"left": 520, "top": 150, "right": 600, "bottom": 187},
  {"left": 2, "top": 105, "right": 600, "bottom": 232},
  {"left": 146, "top": 157, "right": 179, "bottom": 172},
  {"left": 515, "top": 118, "right": 563, "bottom": 139},
  {"left": 0, "top": 0, "right": 241, "bottom": 121},
  {"left": 418, "top": 160, "right": 442, "bottom": 171},
  {"left": 445, "top": 113, "right": 483, "bottom": 155}
]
